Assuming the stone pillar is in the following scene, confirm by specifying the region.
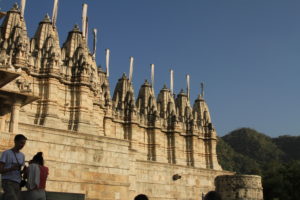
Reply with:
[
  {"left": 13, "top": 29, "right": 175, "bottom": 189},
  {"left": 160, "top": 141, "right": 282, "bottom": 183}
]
[
  {"left": 9, "top": 101, "right": 21, "bottom": 133},
  {"left": 210, "top": 138, "right": 222, "bottom": 170},
  {"left": 0, "top": 115, "right": 6, "bottom": 132},
  {"left": 193, "top": 135, "right": 206, "bottom": 168}
]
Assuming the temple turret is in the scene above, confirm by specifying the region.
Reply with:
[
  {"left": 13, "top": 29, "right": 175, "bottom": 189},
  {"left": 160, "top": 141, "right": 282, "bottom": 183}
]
[
  {"left": 193, "top": 95, "right": 212, "bottom": 130},
  {"left": 136, "top": 80, "right": 157, "bottom": 116},
  {"left": 30, "top": 14, "right": 61, "bottom": 74},
  {"left": 175, "top": 89, "right": 193, "bottom": 121},
  {"left": 97, "top": 67, "right": 111, "bottom": 107},
  {"left": 61, "top": 25, "right": 97, "bottom": 84},
  {"left": 61, "top": 24, "right": 85, "bottom": 59},
  {"left": 0, "top": 3, "right": 29, "bottom": 69},
  {"left": 112, "top": 73, "right": 135, "bottom": 111},
  {"left": 157, "top": 84, "right": 176, "bottom": 119}
]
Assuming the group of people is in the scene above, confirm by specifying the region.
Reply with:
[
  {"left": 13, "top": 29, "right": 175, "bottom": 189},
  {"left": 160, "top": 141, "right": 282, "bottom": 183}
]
[{"left": 0, "top": 134, "right": 48, "bottom": 200}]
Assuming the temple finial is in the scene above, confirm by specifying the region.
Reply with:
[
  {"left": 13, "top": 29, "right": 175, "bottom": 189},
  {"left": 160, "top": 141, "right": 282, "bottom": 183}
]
[
  {"left": 73, "top": 24, "right": 80, "bottom": 31},
  {"left": 42, "top": 13, "right": 51, "bottom": 22},
  {"left": 12, "top": 3, "right": 19, "bottom": 11}
]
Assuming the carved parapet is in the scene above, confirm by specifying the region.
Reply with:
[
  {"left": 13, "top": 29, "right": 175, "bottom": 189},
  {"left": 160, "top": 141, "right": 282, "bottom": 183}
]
[{"left": 215, "top": 175, "right": 263, "bottom": 200}]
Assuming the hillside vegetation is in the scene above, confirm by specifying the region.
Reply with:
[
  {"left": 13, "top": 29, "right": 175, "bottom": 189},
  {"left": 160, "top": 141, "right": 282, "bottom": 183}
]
[{"left": 217, "top": 128, "right": 300, "bottom": 200}]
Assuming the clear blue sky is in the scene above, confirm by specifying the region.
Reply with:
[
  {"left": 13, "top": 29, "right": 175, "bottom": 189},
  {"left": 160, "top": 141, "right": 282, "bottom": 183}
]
[{"left": 1, "top": 0, "right": 300, "bottom": 137}]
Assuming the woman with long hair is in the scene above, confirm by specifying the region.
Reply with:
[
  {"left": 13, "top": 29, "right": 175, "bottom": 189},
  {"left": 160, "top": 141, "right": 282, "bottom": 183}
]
[{"left": 26, "top": 152, "right": 49, "bottom": 200}]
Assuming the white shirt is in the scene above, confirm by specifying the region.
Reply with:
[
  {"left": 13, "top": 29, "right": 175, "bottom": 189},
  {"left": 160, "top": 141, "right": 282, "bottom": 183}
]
[
  {"left": 27, "top": 163, "right": 40, "bottom": 190},
  {"left": 0, "top": 149, "right": 25, "bottom": 183}
]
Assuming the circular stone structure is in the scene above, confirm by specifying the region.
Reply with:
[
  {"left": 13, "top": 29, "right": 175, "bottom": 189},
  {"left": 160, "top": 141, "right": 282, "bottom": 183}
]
[{"left": 215, "top": 175, "right": 263, "bottom": 200}]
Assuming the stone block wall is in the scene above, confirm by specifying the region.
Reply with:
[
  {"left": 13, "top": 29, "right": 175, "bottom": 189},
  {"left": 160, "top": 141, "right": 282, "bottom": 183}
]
[
  {"left": 1, "top": 124, "right": 131, "bottom": 200},
  {"left": 130, "top": 160, "right": 233, "bottom": 200},
  {"left": 215, "top": 175, "right": 263, "bottom": 200}
]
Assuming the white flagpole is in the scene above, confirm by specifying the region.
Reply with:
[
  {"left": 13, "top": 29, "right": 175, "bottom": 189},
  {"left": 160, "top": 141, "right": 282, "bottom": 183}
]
[
  {"left": 82, "top": 3, "right": 88, "bottom": 38},
  {"left": 105, "top": 49, "right": 110, "bottom": 77},
  {"left": 52, "top": 0, "right": 59, "bottom": 27},
  {"left": 186, "top": 74, "right": 190, "bottom": 101},
  {"left": 20, "top": 0, "right": 26, "bottom": 18},
  {"left": 170, "top": 69, "right": 174, "bottom": 95},
  {"left": 129, "top": 57, "right": 134, "bottom": 82},
  {"left": 92, "top": 28, "right": 97, "bottom": 59},
  {"left": 151, "top": 64, "right": 155, "bottom": 90}
]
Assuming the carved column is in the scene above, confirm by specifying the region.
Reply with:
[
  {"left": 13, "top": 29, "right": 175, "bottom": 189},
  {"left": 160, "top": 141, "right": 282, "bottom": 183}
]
[{"left": 9, "top": 101, "right": 22, "bottom": 133}]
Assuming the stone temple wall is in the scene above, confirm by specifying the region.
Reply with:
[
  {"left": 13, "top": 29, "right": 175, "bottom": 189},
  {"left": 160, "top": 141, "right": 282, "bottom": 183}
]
[
  {"left": 0, "top": 3, "right": 263, "bottom": 200},
  {"left": 0, "top": 123, "right": 234, "bottom": 200}
]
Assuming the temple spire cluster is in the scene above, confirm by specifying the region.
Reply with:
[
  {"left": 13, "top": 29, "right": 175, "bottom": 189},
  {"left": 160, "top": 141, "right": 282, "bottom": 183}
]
[{"left": 0, "top": 2, "right": 221, "bottom": 170}]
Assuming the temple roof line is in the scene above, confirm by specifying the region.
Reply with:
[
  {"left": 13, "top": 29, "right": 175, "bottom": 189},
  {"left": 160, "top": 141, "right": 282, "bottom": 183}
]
[{"left": 0, "top": 3, "right": 213, "bottom": 126}]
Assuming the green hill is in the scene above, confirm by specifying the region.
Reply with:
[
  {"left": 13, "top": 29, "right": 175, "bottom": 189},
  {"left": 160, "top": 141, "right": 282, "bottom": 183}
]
[
  {"left": 221, "top": 128, "right": 284, "bottom": 165},
  {"left": 273, "top": 135, "right": 300, "bottom": 161},
  {"left": 217, "top": 128, "right": 300, "bottom": 200},
  {"left": 217, "top": 137, "right": 261, "bottom": 174}
]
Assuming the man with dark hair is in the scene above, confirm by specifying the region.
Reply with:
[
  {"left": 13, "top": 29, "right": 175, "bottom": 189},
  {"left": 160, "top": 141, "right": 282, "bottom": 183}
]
[
  {"left": 0, "top": 134, "right": 27, "bottom": 200},
  {"left": 134, "top": 194, "right": 149, "bottom": 200},
  {"left": 204, "top": 191, "right": 222, "bottom": 200}
]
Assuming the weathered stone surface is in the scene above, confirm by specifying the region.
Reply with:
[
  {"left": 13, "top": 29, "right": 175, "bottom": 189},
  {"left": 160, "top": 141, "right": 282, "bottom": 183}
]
[{"left": 215, "top": 175, "right": 263, "bottom": 200}]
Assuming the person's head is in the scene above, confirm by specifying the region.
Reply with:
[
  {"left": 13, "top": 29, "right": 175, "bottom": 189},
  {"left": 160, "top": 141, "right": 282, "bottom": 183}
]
[
  {"left": 134, "top": 194, "right": 148, "bottom": 200},
  {"left": 204, "top": 191, "right": 222, "bottom": 200},
  {"left": 32, "top": 152, "right": 44, "bottom": 166},
  {"left": 14, "top": 134, "right": 27, "bottom": 151}
]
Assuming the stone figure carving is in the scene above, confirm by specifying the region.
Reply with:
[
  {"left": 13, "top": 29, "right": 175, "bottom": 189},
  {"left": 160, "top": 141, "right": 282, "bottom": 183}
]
[
  {"left": 16, "top": 78, "right": 32, "bottom": 93},
  {"left": 0, "top": 49, "right": 8, "bottom": 66},
  {"left": 49, "top": 46, "right": 60, "bottom": 71}
]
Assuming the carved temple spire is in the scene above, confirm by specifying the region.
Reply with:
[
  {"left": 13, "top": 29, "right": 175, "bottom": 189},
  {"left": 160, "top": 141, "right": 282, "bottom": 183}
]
[
  {"left": 32, "top": 14, "right": 59, "bottom": 50},
  {"left": 61, "top": 24, "right": 85, "bottom": 59},
  {"left": 0, "top": 3, "right": 29, "bottom": 69},
  {"left": 136, "top": 79, "right": 157, "bottom": 115},
  {"left": 175, "top": 89, "right": 192, "bottom": 121},
  {"left": 112, "top": 73, "right": 135, "bottom": 110},
  {"left": 29, "top": 14, "right": 61, "bottom": 73},
  {"left": 193, "top": 94, "right": 212, "bottom": 129},
  {"left": 157, "top": 84, "right": 176, "bottom": 119},
  {"left": 1, "top": 3, "right": 27, "bottom": 41}
]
